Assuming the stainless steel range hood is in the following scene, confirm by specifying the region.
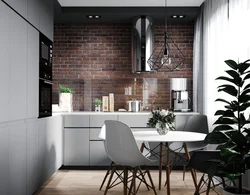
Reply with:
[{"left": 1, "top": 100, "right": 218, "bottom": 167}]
[{"left": 132, "top": 16, "right": 154, "bottom": 73}]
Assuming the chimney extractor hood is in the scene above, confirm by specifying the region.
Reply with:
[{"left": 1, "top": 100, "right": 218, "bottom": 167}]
[{"left": 132, "top": 16, "right": 154, "bottom": 73}]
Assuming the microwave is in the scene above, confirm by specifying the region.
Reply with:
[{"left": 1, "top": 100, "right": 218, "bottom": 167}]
[{"left": 39, "top": 33, "right": 53, "bottom": 118}]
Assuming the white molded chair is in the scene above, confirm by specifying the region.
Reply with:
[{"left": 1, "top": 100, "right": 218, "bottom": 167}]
[
  {"left": 168, "top": 114, "right": 209, "bottom": 180},
  {"left": 103, "top": 120, "right": 157, "bottom": 195}
]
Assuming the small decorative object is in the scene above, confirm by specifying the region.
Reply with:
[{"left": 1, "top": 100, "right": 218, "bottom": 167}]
[
  {"left": 93, "top": 98, "right": 102, "bottom": 112},
  {"left": 109, "top": 93, "right": 114, "bottom": 112},
  {"left": 102, "top": 96, "right": 109, "bottom": 112},
  {"left": 147, "top": 109, "right": 175, "bottom": 135},
  {"left": 59, "top": 84, "right": 72, "bottom": 112}
]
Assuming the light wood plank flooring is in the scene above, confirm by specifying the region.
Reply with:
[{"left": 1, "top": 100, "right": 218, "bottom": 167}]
[{"left": 35, "top": 170, "right": 222, "bottom": 195}]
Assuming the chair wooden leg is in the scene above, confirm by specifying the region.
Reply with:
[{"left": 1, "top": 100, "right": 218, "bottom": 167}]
[
  {"left": 159, "top": 142, "right": 163, "bottom": 190},
  {"left": 138, "top": 167, "right": 150, "bottom": 191},
  {"left": 183, "top": 165, "right": 186, "bottom": 181},
  {"left": 123, "top": 166, "right": 128, "bottom": 195},
  {"left": 194, "top": 173, "right": 205, "bottom": 195},
  {"left": 99, "top": 161, "right": 114, "bottom": 190},
  {"left": 104, "top": 166, "right": 116, "bottom": 195},
  {"left": 146, "top": 169, "right": 157, "bottom": 195},
  {"left": 206, "top": 178, "right": 212, "bottom": 195}
]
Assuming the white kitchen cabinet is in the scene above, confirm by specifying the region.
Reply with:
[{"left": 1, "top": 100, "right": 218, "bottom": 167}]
[
  {"left": 0, "top": 124, "right": 9, "bottom": 195},
  {"left": 39, "top": 0, "right": 53, "bottom": 41},
  {"left": 9, "top": 8, "right": 28, "bottom": 121},
  {"left": 27, "top": 0, "right": 40, "bottom": 29},
  {"left": 5, "top": 0, "right": 28, "bottom": 20},
  {"left": 26, "top": 119, "right": 39, "bottom": 195},
  {"left": 9, "top": 121, "right": 27, "bottom": 195},
  {"left": 27, "top": 24, "right": 39, "bottom": 119},
  {"left": 0, "top": 1, "right": 10, "bottom": 123},
  {"left": 64, "top": 128, "right": 90, "bottom": 165}
]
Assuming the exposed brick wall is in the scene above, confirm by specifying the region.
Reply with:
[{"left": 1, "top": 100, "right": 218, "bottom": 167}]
[{"left": 53, "top": 23, "right": 194, "bottom": 111}]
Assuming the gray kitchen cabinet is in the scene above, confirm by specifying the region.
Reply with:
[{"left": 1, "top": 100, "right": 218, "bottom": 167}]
[
  {"left": 26, "top": 119, "right": 39, "bottom": 195},
  {"left": 0, "top": 1, "right": 10, "bottom": 123},
  {"left": 38, "top": 116, "right": 63, "bottom": 186},
  {"left": 64, "top": 115, "right": 90, "bottom": 127},
  {"left": 5, "top": 0, "right": 28, "bottom": 20},
  {"left": 64, "top": 128, "right": 90, "bottom": 165},
  {"left": 39, "top": 0, "right": 53, "bottom": 41},
  {"left": 27, "top": 0, "right": 40, "bottom": 29},
  {"left": 9, "top": 121, "right": 27, "bottom": 195},
  {"left": 0, "top": 124, "right": 9, "bottom": 195},
  {"left": 89, "top": 115, "right": 118, "bottom": 127},
  {"left": 9, "top": 8, "right": 28, "bottom": 121},
  {"left": 89, "top": 128, "right": 111, "bottom": 165},
  {"left": 27, "top": 24, "right": 39, "bottom": 119},
  {"left": 118, "top": 114, "right": 150, "bottom": 127}
]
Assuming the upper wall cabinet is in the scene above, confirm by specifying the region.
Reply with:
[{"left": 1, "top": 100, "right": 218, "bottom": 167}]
[
  {"left": 27, "top": 24, "right": 39, "bottom": 119},
  {"left": 0, "top": 1, "right": 10, "bottom": 123},
  {"left": 5, "top": 0, "right": 28, "bottom": 19},
  {"left": 27, "top": 0, "right": 40, "bottom": 29},
  {"left": 8, "top": 8, "right": 28, "bottom": 121},
  {"left": 39, "top": 0, "right": 54, "bottom": 41}
]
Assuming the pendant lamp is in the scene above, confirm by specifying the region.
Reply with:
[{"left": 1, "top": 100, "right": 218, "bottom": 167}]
[{"left": 147, "top": 0, "right": 185, "bottom": 71}]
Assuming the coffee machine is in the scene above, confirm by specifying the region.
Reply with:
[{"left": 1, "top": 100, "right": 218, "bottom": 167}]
[{"left": 171, "top": 78, "right": 190, "bottom": 112}]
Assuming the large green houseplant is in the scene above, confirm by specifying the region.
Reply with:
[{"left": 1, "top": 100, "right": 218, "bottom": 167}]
[{"left": 204, "top": 59, "right": 250, "bottom": 194}]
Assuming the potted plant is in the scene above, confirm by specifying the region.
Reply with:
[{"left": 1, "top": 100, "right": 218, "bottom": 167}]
[
  {"left": 147, "top": 108, "right": 175, "bottom": 135},
  {"left": 59, "top": 84, "right": 73, "bottom": 112},
  {"left": 204, "top": 59, "right": 250, "bottom": 194},
  {"left": 93, "top": 98, "right": 102, "bottom": 112}
]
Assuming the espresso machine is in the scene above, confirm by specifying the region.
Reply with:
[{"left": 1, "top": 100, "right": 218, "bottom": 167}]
[{"left": 171, "top": 78, "right": 190, "bottom": 112}]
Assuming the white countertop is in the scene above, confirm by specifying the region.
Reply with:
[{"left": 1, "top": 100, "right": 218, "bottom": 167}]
[{"left": 53, "top": 111, "right": 199, "bottom": 116}]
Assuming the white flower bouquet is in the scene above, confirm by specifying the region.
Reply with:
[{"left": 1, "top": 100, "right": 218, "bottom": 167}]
[{"left": 147, "top": 109, "right": 175, "bottom": 131}]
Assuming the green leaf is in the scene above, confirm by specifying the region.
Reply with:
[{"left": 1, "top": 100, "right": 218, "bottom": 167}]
[
  {"left": 244, "top": 73, "right": 250, "bottom": 81},
  {"left": 239, "top": 62, "right": 250, "bottom": 74},
  {"left": 243, "top": 129, "right": 250, "bottom": 136},
  {"left": 205, "top": 132, "right": 229, "bottom": 144},
  {"left": 240, "top": 102, "right": 250, "bottom": 111},
  {"left": 216, "top": 76, "right": 240, "bottom": 86},
  {"left": 241, "top": 88, "right": 250, "bottom": 96},
  {"left": 215, "top": 98, "right": 231, "bottom": 105},
  {"left": 239, "top": 94, "right": 250, "bottom": 103},
  {"left": 225, "top": 131, "right": 247, "bottom": 147},
  {"left": 214, "top": 117, "right": 236, "bottom": 125},
  {"left": 242, "top": 59, "right": 250, "bottom": 64},
  {"left": 214, "top": 110, "right": 235, "bottom": 117},
  {"left": 221, "top": 147, "right": 240, "bottom": 156},
  {"left": 213, "top": 125, "right": 233, "bottom": 132},
  {"left": 225, "top": 60, "right": 238, "bottom": 70},
  {"left": 218, "top": 85, "right": 238, "bottom": 97},
  {"left": 226, "top": 70, "right": 240, "bottom": 78}
]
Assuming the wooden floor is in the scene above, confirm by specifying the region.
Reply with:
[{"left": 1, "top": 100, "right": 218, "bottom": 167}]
[{"left": 35, "top": 169, "right": 222, "bottom": 195}]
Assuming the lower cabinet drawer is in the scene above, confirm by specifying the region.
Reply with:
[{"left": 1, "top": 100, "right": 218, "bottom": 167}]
[{"left": 89, "top": 141, "right": 111, "bottom": 166}]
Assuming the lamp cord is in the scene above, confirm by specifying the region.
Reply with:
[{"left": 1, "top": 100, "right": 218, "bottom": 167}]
[{"left": 165, "top": 0, "right": 167, "bottom": 33}]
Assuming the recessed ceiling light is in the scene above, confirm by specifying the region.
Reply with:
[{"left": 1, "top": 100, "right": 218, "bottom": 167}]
[
  {"left": 95, "top": 15, "right": 100, "bottom": 19},
  {"left": 87, "top": 15, "right": 93, "bottom": 19},
  {"left": 179, "top": 15, "right": 185, "bottom": 18},
  {"left": 172, "top": 15, "right": 178, "bottom": 18}
]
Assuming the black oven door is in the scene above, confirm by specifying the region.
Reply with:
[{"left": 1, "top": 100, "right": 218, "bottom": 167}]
[{"left": 39, "top": 79, "right": 52, "bottom": 118}]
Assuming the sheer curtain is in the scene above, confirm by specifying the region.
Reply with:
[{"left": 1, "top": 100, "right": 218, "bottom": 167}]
[{"left": 193, "top": 0, "right": 229, "bottom": 130}]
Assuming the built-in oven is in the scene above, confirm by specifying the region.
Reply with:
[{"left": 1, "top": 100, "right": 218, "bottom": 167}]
[{"left": 39, "top": 33, "right": 53, "bottom": 118}]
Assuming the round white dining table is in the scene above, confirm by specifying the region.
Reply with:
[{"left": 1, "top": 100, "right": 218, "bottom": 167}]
[{"left": 133, "top": 130, "right": 207, "bottom": 195}]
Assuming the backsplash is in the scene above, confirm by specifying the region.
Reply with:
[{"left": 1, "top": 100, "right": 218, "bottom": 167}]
[{"left": 53, "top": 23, "right": 194, "bottom": 111}]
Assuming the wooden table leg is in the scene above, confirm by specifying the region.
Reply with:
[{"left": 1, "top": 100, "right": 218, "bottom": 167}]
[
  {"left": 183, "top": 143, "right": 198, "bottom": 189},
  {"left": 159, "top": 142, "right": 163, "bottom": 190},
  {"left": 165, "top": 142, "right": 171, "bottom": 195}
]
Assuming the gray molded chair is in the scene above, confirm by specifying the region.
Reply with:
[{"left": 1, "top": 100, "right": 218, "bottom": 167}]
[
  {"left": 168, "top": 114, "right": 209, "bottom": 180},
  {"left": 103, "top": 120, "right": 157, "bottom": 195}
]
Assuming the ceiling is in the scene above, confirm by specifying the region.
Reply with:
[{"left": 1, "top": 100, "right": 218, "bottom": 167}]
[
  {"left": 54, "top": 0, "right": 204, "bottom": 24},
  {"left": 57, "top": 0, "right": 205, "bottom": 7}
]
